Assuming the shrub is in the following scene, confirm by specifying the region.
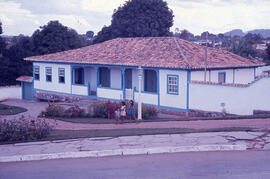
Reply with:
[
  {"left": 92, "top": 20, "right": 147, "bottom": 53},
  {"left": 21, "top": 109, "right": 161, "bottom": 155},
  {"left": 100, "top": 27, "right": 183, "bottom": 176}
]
[
  {"left": 43, "top": 103, "right": 64, "bottom": 117},
  {"left": 142, "top": 104, "right": 158, "bottom": 119},
  {"left": 90, "top": 100, "right": 158, "bottom": 119},
  {"left": 0, "top": 116, "right": 52, "bottom": 142},
  {"left": 134, "top": 103, "right": 158, "bottom": 119},
  {"left": 106, "top": 101, "right": 121, "bottom": 119},
  {"left": 64, "top": 105, "right": 85, "bottom": 118},
  {"left": 92, "top": 101, "right": 108, "bottom": 118}
]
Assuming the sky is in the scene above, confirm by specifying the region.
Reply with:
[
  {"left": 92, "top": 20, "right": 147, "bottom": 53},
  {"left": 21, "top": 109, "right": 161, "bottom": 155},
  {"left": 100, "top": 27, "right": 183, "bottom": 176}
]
[{"left": 0, "top": 0, "right": 270, "bottom": 36}]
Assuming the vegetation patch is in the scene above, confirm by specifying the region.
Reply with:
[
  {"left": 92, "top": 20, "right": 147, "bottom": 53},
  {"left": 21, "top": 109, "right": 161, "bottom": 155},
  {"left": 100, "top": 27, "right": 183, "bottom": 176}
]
[
  {"left": 0, "top": 103, "right": 27, "bottom": 115},
  {"left": 0, "top": 116, "right": 52, "bottom": 143}
]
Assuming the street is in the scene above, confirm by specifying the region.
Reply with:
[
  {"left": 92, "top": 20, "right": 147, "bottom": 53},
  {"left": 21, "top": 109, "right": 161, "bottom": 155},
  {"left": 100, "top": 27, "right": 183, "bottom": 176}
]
[{"left": 1, "top": 150, "right": 270, "bottom": 179}]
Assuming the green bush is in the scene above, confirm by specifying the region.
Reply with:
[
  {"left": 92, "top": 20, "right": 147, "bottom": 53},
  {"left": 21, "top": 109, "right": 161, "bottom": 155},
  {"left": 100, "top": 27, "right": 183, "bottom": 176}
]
[
  {"left": 42, "top": 103, "right": 64, "bottom": 117},
  {"left": 92, "top": 101, "right": 108, "bottom": 118},
  {"left": 64, "top": 105, "right": 85, "bottom": 118},
  {"left": 90, "top": 100, "right": 159, "bottom": 119},
  {"left": 134, "top": 103, "right": 158, "bottom": 119},
  {"left": 0, "top": 116, "right": 52, "bottom": 142}
]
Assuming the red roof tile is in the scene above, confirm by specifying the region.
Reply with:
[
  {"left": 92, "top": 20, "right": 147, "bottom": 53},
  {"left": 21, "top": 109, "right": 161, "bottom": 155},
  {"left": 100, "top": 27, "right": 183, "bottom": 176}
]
[
  {"left": 24, "top": 37, "right": 264, "bottom": 69},
  {"left": 16, "top": 76, "right": 33, "bottom": 82}
]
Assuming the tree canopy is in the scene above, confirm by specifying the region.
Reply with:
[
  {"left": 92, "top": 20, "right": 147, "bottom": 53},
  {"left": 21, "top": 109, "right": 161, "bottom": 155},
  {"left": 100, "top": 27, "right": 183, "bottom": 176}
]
[
  {"left": 0, "top": 20, "right": 89, "bottom": 86},
  {"left": 267, "top": 44, "right": 270, "bottom": 61},
  {"left": 94, "top": 0, "right": 174, "bottom": 44},
  {"left": 32, "top": 21, "right": 84, "bottom": 55}
]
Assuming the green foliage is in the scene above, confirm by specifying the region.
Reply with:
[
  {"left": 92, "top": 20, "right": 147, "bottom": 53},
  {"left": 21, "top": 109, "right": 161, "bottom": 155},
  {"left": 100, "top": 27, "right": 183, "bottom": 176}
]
[
  {"left": 133, "top": 103, "right": 159, "bottom": 119},
  {"left": 0, "top": 103, "right": 27, "bottom": 115},
  {"left": 0, "top": 116, "right": 52, "bottom": 142},
  {"left": 64, "top": 105, "right": 86, "bottom": 118},
  {"left": 32, "top": 21, "right": 84, "bottom": 55},
  {"left": 92, "top": 101, "right": 108, "bottom": 118},
  {"left": 43, "top": 103, "right": 65, "bottom": 117},
  {"left": 94, "top": 0, "right": 174, "bottom": 44},
  {"left": 0, "top": 20, "right": 89, "bottom": 86},
  {"left": 0, "top": 36, "right": 33, "bottom": 85},
  {"left": 267, "top": 44, "right": 270, "bottom": 61}
]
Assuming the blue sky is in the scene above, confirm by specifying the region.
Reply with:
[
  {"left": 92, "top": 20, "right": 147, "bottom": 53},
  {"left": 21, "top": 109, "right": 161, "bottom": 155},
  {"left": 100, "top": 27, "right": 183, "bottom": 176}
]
[{"left": 0, "top": 0, "right": 270, "bottom": 36}]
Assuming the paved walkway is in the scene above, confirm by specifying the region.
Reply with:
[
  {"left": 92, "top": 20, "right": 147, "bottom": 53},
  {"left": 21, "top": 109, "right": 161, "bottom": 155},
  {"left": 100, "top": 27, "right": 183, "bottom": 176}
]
[{"left": 1, "top": 131, "right": 270, "bottom": 162}]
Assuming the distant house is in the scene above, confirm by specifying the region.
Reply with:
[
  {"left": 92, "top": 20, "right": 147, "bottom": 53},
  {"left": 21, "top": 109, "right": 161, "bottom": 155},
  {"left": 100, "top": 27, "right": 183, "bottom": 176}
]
[{"left": 23, "top": 37, "right": 270, "bottom": 115}]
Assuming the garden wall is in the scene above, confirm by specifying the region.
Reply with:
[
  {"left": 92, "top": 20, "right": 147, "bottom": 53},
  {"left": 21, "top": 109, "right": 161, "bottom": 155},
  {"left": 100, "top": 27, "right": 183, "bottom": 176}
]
[
  {"left": 189, "top": 76, "right": 270, "bottom": 115},
  {"left": 0, "top": 85, "right": 21, "bottom": 101}
]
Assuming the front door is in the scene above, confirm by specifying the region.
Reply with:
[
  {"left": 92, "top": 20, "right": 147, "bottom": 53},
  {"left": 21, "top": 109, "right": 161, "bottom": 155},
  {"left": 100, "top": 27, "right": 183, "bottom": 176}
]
[{"left": 125, "top": 69, "right": 132, "bottom": 89}]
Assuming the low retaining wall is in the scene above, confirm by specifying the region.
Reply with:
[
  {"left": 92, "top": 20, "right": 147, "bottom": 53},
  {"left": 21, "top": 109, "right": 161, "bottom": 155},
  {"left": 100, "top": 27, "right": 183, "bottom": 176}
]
[{"left": 0, "top": 85, "right": 21, "bottom": 101}]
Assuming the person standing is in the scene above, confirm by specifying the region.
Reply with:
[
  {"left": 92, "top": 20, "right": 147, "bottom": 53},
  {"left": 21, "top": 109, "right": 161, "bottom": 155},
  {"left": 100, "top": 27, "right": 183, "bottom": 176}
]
[
  {"left": 120, "top": 101, "right": 126, "bottom": 124},
  {"left": 128, "top": 100, "right": 137, "bottom": 123}
]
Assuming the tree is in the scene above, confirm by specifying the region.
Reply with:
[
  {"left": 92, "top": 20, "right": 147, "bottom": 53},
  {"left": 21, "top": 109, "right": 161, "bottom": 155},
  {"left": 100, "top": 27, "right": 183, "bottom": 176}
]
[
  {"left": 179, "top": 29, "right": 194, "bottom": 41},
  {"left": 86, "top": 31, "right": 94, "bottom": 38},
  {"left": 0, "top": 36, "right": 33, "bottom": 86},
  {"left": 267, "top": 44, "right": 270, "bottom": 61},
  {"left": 0, "top": 21, "right": 6, "bottom": 55},
  {"left": 32, "top": 21, "right": 84, "bottom": 55},
  {"left": 94, "top": 0, "right": 174, "bottom": 44}
]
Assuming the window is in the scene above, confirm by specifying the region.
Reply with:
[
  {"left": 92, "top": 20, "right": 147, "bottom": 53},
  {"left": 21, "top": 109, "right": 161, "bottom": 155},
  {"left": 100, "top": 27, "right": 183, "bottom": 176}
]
[
  {"left": 34, "top": 66, "right": 40, "bottom": 80},
  {"left": 46, "top": 67, "right": 52, "bottom": 82},
  {"left": 218, "top": 72, "right": 226, "bottom": 83},
  {"left": 167, "top": 75, "right": 179, "bottom": 95},
  {"left": 144, "top": 70, "right": 157, "bottom": 93},
  {"left": 74, "top": 68, "right": 84, "bottom": 85},
  {"left": 58, "top": 68, "right": 65, "bottom": 83},
  {"left": 99, "top": 67, "right": 110, "bottom": 87}
]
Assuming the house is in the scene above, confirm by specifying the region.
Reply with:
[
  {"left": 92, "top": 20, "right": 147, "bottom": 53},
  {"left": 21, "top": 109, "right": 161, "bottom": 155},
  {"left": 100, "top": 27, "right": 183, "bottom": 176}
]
[{"left": 23, "top": 37, "right": 270, "bottom": 115}]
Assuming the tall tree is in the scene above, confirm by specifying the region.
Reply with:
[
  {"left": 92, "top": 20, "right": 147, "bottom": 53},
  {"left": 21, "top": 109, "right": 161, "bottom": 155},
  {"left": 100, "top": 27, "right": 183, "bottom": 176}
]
[
  {"left": 94, "top": 0, "right": 174, "bottom": 44},
  {"left": 32, "top": 21, "right": 84, "bottom": 54},
  {"left": 266, "top": 44, "right": 270, "bottom": 62},
  {"left": 0, "top": 21, "right": 6, "bottom": 55}
]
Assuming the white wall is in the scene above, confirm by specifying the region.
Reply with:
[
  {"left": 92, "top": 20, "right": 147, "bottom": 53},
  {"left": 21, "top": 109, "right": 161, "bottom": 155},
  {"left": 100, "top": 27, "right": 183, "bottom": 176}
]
[
  {"left": 234, "top": 68, "right": 255, "bottom": 84},
  {"left": 191, "top": 68, "right": 255, "bottom": 84},
  {"left": 33, "top": 62, "right": 71, "bottom": 94},
  {"left": 190, "top": 77, "right": 270, "bottom": 115},
  {"left": 72, "top": 85, "right": 88, "bottom": 96},
  {"left": 0, "top": 85, "right": 21, "bottom": 101},
  {"left": 97, "top": 88, "right": 123, "bottom": 100},
  {"left": 256, "top": 65, "right": 270, "bottom": 76},
  {"left": 134, "top": 92, "right": 158, "bottom": 105},
  {"left": 159, "top": 69, "right": 188, "bottom": 109},
  {"left": 110, "top": 68, "right": 122, "bottom": 89}
]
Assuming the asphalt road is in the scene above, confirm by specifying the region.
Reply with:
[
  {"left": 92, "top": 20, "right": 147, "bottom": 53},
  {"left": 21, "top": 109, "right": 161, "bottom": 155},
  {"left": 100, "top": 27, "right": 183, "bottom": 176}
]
[{"left": 1, "top": 151, "right": 270, "bottom": 179}]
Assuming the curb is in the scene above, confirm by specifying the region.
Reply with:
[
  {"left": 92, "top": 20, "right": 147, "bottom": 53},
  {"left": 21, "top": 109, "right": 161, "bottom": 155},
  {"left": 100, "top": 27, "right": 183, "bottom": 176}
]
[{"left": 0, "top": 144, "right": 246, "bottom": 163}]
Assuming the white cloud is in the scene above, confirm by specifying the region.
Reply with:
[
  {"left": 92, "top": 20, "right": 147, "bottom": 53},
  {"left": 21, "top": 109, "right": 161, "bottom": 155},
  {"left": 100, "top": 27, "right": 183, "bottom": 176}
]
[
  {"left": 0, "top": 0, "right": 269, "bottom": 36},
  {"left": 169, "top": 0, "right": 270, "bottom": 35},
  {"left": 80, "top": 0, "right": 125, "bottom": 13}
]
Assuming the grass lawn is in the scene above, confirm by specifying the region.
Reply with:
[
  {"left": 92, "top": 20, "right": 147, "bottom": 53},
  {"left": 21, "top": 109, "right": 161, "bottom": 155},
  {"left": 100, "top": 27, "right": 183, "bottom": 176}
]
[
  {"left": 0, "top": 103, "right": 27, "bottom": 115},
  {"left": 0, "top": 127, "right": 254, "bottom": 145},
  {"left": 52, "top": 114, "right": 270, "bottom": 124}
]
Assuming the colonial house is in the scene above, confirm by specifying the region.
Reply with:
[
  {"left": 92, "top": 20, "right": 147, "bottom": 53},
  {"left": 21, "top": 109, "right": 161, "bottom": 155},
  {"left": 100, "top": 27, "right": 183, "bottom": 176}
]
[{"left": 21, "top": 37, "right": 270, "bottom": 115}]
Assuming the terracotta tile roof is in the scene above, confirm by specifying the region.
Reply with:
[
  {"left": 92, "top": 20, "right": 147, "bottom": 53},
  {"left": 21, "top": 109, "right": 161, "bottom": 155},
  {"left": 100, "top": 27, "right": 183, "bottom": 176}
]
[
  {"left": 24, "top": 37, "right": 265, "bottom": 69},
  {"left": 16, "top": 76, "right": 33, "bottom": 83}
]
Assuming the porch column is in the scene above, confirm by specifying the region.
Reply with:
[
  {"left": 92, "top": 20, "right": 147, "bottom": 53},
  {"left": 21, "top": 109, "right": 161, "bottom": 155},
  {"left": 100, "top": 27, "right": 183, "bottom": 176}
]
[
  {"left": 70, "top": 65, "right": 73, "bottom": 94},
  {"left": 95, "top": 66, "right": 99, "bottom": 98},
  {"left": 121, "top": 67, "right": 125, "bottom": 100},
  {"left": 155, "top": 69, "right": 160, "bottom": 107}
]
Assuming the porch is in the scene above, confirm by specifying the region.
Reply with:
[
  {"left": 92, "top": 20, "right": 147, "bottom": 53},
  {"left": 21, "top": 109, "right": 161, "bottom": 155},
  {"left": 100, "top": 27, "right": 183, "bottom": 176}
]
[{"left": 70, "top": 65, "right": 159, "bottom": 105}]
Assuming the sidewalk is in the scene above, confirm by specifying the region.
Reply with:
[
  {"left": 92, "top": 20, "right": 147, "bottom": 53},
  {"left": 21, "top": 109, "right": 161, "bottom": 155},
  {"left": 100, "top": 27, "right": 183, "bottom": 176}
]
[{"left": 1, "top": 131, "right": 270, "bottom": 163}]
